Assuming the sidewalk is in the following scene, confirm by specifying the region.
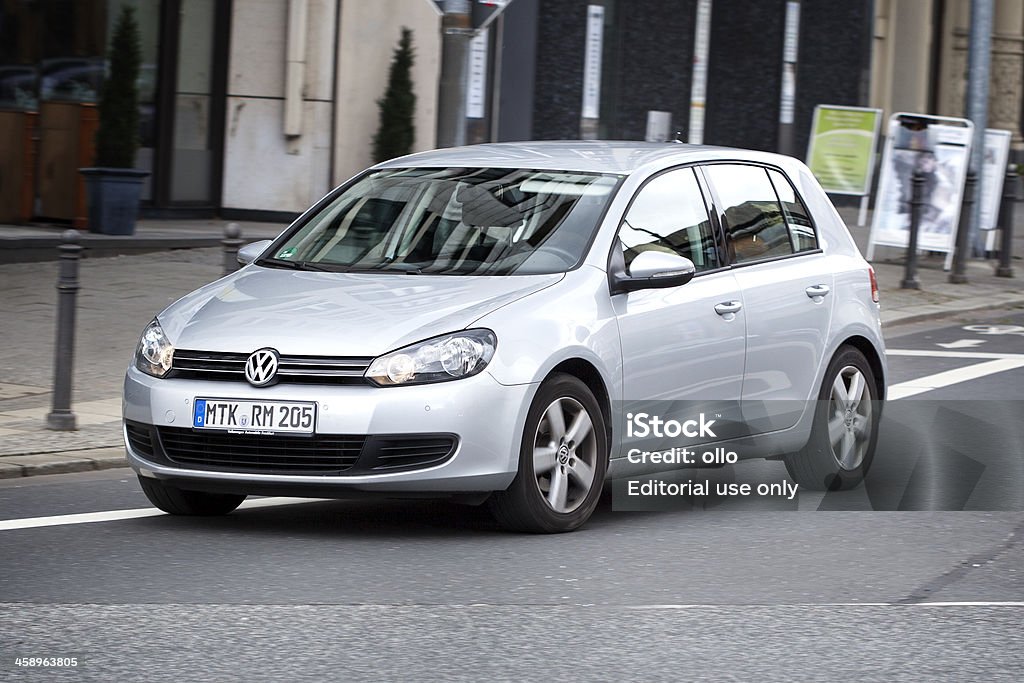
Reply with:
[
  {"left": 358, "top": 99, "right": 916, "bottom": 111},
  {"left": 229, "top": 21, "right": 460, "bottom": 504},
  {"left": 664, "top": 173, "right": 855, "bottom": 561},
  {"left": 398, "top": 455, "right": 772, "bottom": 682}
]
[
  {"left": 0, "top": 208, "right": 1022, "bottom": 478},
  {"left": 0, "top": 218, "right": 286, "bottom": 264}
]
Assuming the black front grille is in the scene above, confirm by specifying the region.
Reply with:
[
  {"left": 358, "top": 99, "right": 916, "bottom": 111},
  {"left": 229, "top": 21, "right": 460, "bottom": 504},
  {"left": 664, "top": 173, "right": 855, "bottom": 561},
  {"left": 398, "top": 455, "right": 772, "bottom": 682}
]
[
  {"left": 170, "top": 349, "right": 373, "bottom": 385},
  {"left": 170, "top": 350, "right": 247, "bottom": 381},
  {"left": 157, "top": 426, "right": 365, "bottom": 475},
  {"left": 367, "top": 436, "right": 458, "bottom": 471},
  {"left": 127, "top": 421, "right": 460, "bottom": 476},
  {"left": 125, "top": 422, "right": 154, "bottom": 457}
]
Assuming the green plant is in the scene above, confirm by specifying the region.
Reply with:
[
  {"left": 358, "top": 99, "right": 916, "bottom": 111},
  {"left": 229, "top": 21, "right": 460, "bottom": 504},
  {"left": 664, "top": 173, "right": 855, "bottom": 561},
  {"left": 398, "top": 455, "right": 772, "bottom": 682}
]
[
  {"left": 372, "top": 27, "right": 416, "bottom": 163},
  {"left": 95, "top": 5, "right": 141, "bottom": 168}
]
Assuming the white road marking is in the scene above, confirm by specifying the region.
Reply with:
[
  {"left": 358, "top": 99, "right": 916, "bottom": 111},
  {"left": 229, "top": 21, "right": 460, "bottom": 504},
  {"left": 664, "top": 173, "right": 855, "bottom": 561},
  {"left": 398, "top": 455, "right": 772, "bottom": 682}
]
[
  {"left": 936, "top": 339, "right": 986, "bottom": 349},
  {"left": 0, "top": 497, "right": 331, "bottom": 532},
  {"left": 629, "top": 602, "right": 1024, "bottom": 609},
  {"left": 886, "top": 349, "right": 1022, "bottom": 360},
  {"left": 887, "top": 357, "right": 1024, "bottom": 400}
]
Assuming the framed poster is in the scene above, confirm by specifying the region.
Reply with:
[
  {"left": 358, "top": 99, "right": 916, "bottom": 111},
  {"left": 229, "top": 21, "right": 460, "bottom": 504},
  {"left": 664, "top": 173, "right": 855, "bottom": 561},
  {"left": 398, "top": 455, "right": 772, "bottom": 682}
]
[
  {"left": 866, "top": 113, "right": 974, "bottom": 270},
  {"left": 980, "top": 129, "right": 1012, "bottom": 251},
  {"left": 806, "top": 105, "right": 882, "bottom": 196}
]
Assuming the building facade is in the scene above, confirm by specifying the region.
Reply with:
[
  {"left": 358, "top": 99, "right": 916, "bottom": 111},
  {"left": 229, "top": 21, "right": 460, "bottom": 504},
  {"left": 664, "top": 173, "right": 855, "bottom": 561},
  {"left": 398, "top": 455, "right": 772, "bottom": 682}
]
[
  {"left": 0, "top": 0, "right": 440, "bottom": 224},
  {"left": 873, "top": 0, "right": 1024, "bottom": 154},
  {"left": 1, "top": 0, "right": 1020, "bottom": 225}
]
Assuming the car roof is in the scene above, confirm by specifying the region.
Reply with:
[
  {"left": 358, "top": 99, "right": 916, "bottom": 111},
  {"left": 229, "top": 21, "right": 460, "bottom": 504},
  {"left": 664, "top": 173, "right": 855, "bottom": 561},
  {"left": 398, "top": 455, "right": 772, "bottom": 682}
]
[{"left": 372, "top": 141, "right": 800, "bottom": 176}]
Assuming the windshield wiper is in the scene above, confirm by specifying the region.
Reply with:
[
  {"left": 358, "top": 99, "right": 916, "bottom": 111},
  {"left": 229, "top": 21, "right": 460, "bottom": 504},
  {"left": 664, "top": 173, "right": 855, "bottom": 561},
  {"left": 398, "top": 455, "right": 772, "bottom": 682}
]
[
  {"left": 381, "top": 265, "right": 422, "bottom": 274},
  {"left": 256, "top": 258, "right": 336, "bottom": 272}
]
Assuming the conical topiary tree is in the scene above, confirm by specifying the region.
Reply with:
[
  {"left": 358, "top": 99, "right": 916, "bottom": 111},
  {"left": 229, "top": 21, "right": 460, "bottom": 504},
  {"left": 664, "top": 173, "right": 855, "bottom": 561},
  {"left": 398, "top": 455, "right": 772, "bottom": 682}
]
[
  {"left": 372, "top": 28, "right": 416, "bottom": 163},
  {"left": 95, "top": 5, "right": 141, "bottom": 168}
]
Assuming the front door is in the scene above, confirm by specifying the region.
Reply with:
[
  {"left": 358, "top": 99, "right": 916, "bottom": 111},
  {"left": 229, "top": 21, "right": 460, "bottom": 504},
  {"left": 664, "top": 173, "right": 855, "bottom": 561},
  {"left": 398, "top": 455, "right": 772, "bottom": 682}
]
[{"left": 612, "top": 167, "right": 746, "bottom": 450}]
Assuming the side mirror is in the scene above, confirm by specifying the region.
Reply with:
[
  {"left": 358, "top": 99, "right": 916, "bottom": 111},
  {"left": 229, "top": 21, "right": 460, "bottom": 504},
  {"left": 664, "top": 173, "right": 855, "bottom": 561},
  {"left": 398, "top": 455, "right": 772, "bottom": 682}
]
[
  {"left": 610, "top": 251, "right": 696, "bottom": 295},
  {"left": 237, "top": 239, "right": 274, "bottom": 266}
]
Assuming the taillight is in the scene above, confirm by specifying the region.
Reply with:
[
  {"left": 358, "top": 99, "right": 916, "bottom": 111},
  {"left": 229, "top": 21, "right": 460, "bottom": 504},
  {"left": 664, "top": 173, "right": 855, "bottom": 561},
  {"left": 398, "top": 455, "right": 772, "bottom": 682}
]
[{"left": 868, "top": 266, "right": 879, "bottom": 304}]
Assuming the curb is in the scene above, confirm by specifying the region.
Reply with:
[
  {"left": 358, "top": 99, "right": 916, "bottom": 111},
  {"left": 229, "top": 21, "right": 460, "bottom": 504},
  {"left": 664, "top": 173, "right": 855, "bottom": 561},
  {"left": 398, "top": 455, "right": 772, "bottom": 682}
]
[
  {"left": 0, "top": 448, "right": 128, "bottom": 479},
  {"left": 880, "top": 292, "right": 1024, "bottom": 328}
]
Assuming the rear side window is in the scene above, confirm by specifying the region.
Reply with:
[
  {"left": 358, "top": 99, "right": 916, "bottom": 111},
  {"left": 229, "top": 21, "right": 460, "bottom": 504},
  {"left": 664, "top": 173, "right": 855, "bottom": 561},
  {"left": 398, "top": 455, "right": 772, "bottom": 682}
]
[
  {"left": 704, "top": 164, "right": 793, "bottom": 264},
  {"left": 767, "top": 169, "right": 817, "bottom": 252},
  {"left": 617, "top": 167, "right": 721, "bottom": 273}
]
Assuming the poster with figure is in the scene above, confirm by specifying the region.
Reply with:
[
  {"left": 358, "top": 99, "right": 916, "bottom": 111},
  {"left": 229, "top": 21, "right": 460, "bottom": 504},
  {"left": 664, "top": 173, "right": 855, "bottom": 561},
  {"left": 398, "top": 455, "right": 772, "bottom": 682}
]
[
  {"left": 867, "top": 113, "right": 973, "bottom": 270},
  {"left": 980, "top": 129, "right": 1012, "bottom": 252}
]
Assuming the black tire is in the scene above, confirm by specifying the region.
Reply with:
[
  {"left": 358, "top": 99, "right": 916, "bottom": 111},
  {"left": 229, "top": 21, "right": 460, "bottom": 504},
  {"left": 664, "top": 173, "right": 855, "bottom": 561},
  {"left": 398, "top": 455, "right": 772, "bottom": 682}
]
[
  {"left": 489, "top": 373, "right": 609, "bottom": 533},
  {"left": 785, "top": 346, "right": 880, "bottom": 490},
  {"left": 138, "top": 476, "right": 246, "bottom": 516}
]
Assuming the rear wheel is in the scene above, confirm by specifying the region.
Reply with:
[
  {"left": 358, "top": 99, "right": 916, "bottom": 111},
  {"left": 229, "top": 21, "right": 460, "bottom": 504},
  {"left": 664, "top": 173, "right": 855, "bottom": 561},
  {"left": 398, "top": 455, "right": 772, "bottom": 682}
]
[
  {"left": 138, "top": 476, "right": 246, "bottom": 516},
  {"left": 785, "top": 346, "right": 880, "bottom": 490},
  {"left": 489, "top": 374, "right": 608, "bottom": 533}
]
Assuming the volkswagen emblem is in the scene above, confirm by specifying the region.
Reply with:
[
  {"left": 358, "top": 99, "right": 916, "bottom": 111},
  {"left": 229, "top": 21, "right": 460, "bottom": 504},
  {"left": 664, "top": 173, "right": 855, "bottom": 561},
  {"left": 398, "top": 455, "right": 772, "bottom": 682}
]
[{"left": 245, "top": 348, "right": 280, "bottom": 387}]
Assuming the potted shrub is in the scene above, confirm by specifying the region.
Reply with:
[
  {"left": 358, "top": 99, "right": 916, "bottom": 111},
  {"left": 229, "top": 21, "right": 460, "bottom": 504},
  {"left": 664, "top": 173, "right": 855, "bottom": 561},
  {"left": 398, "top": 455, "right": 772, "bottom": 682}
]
[
  {"left": 80, "top": 5, "right": 148, "bottom": 235},
  {"left": 372, "top": 28, "right": 416, "bottom": 163}
]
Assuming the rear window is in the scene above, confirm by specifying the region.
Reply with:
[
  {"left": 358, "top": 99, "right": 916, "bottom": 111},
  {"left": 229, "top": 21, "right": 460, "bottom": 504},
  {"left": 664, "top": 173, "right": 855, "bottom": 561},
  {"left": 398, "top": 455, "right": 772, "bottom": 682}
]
[
  {"left": 704, "top": 164, "right": 819, "bottom": 263},
  {"left": 767, "top": 168, "right": 817, "bottom": 252}
]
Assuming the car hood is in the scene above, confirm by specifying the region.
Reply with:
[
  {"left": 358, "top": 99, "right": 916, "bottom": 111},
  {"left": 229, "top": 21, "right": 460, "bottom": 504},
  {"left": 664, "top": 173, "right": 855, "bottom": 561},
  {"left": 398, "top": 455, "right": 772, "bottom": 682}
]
[{"left": 158, "top": 267, "right": 563, "bottom": 356}]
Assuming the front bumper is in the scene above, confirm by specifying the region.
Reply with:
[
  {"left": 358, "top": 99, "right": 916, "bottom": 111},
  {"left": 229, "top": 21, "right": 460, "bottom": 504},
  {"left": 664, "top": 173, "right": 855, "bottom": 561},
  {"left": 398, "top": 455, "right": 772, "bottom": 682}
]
[{"left": 123, "top": 365, "right": 535, "bottom": 494}]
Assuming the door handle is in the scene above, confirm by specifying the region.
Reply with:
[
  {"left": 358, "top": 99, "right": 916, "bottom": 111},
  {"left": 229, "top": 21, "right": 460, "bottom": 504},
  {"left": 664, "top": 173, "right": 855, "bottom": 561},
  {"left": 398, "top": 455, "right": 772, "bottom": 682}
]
[
  {"left": 714, "top": 300, "right": 742, "bottom": 316},
  {"left": 805, "top": 284, "right": 831, "bottom": 299}
]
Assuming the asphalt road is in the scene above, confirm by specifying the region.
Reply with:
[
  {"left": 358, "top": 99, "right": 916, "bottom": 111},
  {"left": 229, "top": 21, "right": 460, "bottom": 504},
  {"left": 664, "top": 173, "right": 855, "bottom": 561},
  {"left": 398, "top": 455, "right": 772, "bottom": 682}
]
[{"left": 1, "top": 311, "right": 1022, "bottom": 681}]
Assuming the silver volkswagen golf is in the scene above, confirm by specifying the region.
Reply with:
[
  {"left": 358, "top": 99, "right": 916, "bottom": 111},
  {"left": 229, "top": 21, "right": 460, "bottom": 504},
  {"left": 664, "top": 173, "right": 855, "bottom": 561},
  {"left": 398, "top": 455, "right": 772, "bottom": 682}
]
[{"left": 124, "top": 142, "right": 885, "bottom": 533}]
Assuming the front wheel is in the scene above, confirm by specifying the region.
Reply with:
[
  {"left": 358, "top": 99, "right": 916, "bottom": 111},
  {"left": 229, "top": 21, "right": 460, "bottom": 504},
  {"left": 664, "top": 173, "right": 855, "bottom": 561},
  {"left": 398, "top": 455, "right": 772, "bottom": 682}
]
[
  {"left": 785, "top": 346, "right": 881, "bottom": 490},
  {"left": 489, "top": 374, "right": 608, "bottom": 533},
  {"left": 138, "top": 476, "right": 246, "bottom": 516}
]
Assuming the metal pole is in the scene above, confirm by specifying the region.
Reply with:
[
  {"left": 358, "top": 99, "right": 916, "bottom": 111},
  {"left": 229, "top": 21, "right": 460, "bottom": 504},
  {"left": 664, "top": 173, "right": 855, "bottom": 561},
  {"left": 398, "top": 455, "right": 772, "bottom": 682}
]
[
  {"left": 777, "top": 0, "right": 801, "bottom": 156},
  {"left": 688, "top": 0, "right": 712, "bottom": 145},
  {"left": 950, "top": 171, "right": 978, "bottom": 283},
  {"left": 46, "top": 230, "right": 82, "bottom": 431},
  {"left": 222, "top": 222, "right": 243, "bottom": 276},
  {"left": 901, "top": 173, "right": 925, "bottom": 289},
  {"left": 965, "top": 0, "right": 994, "bottom": 257},
  {"left": 996, "top": 166, "right": 1019, "bottom": 278},
  {"left": 436, "top": 0, "right": 472, "bottom": 148}
]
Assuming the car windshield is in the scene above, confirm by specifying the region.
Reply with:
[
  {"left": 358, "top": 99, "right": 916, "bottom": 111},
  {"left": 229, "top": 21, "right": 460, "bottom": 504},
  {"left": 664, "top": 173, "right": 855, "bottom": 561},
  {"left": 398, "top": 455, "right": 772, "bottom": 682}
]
[{"left": 261, "top": 167, "right": 620, "bottom": 275}]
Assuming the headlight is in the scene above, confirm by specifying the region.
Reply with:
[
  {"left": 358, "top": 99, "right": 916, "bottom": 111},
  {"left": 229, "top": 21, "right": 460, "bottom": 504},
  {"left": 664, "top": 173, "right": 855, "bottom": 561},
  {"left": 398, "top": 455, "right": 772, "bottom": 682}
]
[
  {"left": 365, "top": 329, "right": 497, "bottom": 386},
  {"left": 134, "top": 319, "right": 174, "bottom": 378}
]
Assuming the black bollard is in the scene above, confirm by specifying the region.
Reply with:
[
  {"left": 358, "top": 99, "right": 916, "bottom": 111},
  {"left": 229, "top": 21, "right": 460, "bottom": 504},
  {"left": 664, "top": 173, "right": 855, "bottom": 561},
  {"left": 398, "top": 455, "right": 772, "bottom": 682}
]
[
  {"left": 995, "top": 166, "right": 1019, "bottom": 278},
  {"left": 222, "top": 222, "right": 243, "bottom": 276},
  {"left": 949, "top": 170, "right": 978, "bottom": 284},
  {"left": 901, "top": 172, "right": 925, "bottom": 289},
  {"left": 46, "top": 230, "right": 82, "bottom": 431}
]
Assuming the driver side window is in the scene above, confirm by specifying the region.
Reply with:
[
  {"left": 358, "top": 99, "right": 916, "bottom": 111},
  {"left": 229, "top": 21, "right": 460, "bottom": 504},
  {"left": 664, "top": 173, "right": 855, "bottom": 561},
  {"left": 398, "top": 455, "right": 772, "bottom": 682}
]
[{"left": 618, "top": 167, "right": 720, "bottom": 273}]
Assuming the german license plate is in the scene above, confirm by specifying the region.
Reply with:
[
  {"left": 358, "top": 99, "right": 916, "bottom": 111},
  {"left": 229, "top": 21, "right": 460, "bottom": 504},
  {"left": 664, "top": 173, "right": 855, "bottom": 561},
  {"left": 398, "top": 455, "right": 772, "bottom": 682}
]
[{"left": 192, "top": 398, "right": 316, "bottom": 434}]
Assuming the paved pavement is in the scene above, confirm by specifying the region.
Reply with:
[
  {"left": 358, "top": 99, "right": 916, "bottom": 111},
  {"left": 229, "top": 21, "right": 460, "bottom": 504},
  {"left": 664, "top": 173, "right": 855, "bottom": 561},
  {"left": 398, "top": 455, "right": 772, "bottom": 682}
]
[
  {"left": 0, "top": 218, "right": 285, "bottom": 263},
  {"left": 0, "top": 207, "right": 1021, "bottom": 477}
]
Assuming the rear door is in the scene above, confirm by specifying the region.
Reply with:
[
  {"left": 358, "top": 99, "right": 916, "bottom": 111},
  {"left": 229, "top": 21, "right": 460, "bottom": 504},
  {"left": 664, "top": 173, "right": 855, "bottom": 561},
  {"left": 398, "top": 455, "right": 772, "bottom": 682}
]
[{"left": 701, "top": 163, "right": 834, "bottom": 433}]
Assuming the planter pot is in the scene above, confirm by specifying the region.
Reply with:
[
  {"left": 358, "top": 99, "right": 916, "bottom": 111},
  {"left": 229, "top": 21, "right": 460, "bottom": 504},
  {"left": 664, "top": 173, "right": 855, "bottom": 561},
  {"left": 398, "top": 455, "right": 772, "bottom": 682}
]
[{"left": 79, "top": 167, "right": 149, "bottom": 235}]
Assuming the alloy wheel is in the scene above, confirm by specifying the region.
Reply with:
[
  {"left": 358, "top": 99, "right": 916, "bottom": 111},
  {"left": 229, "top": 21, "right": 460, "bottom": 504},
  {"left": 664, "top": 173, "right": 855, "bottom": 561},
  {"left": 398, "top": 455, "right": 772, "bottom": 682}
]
[
  {"left": 531, "top": 397, "right": 599, "bottom": 513},
  {"left": 826, "top": 365, "right": 873, "bottom": 471}
]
